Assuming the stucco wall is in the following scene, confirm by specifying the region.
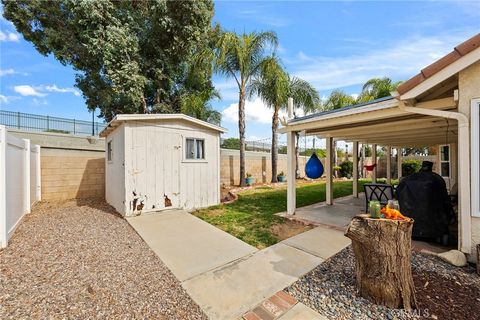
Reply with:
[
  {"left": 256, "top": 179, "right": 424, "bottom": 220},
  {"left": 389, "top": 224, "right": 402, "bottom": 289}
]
[{"left": 459, "top": 59, "right": 480, "bottom": 258}]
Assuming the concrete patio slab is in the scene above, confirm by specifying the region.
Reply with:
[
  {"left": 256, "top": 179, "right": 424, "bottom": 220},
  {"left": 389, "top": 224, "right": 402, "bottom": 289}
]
[
  {"left": 279, "top": 303, "right": 327, "bottom": 320},
  {"left": 282, "top": 226, "right": 351, "bottom": 260},
  {"left": 277, "top": 195, "right": 365, "bottom": 229},
  {"left": 183, "top": 243, "right": 322, "bottom": 320},
  {"left": 127, "top": 210, "right": 257, "bottom": 281}
]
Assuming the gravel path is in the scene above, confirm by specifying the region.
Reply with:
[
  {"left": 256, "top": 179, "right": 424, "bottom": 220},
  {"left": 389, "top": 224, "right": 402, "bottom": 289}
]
[
  {"left": 0, "top": 200, "right": 206, "bottom": 319},
  {"left": 287, "top": 246, "right": 479, "bottom": 320}
]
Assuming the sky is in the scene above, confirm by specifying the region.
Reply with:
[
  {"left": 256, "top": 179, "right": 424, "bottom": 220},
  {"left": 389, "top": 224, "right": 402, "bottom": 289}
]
[{"left": 1, "top": 1, "right": 479, "bottom": 145}]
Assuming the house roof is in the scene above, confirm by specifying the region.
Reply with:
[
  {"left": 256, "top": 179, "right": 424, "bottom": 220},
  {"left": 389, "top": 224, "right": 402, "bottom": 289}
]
[
  {"left": 99, "top": 113, "right": 227, "bottom": 137},
  {"left": 397, "top": 33, "right": 480, "bottom": 95}
]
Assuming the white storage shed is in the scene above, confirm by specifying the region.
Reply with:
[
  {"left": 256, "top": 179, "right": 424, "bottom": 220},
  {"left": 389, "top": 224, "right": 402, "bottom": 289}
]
[{"left": 100, "top": 114, "right": 226, "bottom": 216}]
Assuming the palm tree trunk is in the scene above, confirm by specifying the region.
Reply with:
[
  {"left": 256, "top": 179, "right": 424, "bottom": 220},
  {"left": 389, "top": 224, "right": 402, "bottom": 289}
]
[
  {"left": 239, "top": 87, "right": 246, "bottom": 187},
  {"left": 295, "top": 132, "right": 300, "bottom": 179},
  {"left": 271, "top": 106, "right": 279, "bottom": 183}
]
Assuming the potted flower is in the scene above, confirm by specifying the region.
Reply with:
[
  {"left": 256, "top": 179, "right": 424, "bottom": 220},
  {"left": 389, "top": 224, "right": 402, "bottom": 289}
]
[
  {"left": 245, "top": 173, "right": 254, "bottom": 186},
  {"left": 277, "top": 171, "right": 287, "bottom": 182}
]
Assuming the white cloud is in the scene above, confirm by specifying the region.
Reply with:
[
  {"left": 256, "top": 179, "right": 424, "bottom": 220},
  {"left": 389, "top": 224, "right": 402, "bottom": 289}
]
[
  {"left": 14, "top": 85, "right": 46, "bottom": 97},
  {"left": 0, "top": 30, "right": 20, "bottom": 42},
  {"left": 32, "top": 98, "right": 48, "bottom": 106},
  {"left": 0, "top": 68, "right": 16, "bottom": 76},
  {"left": 289, "top": 31, "right": 478, "bottom": 91},
  {"left": 12, "top": 84, "right": 81, "bottom": 97},
  {"left": 222, "top": 97, "right": 288, "bottom": 125},
  {"left": 0, "top": 94, "right": 20, "bottom": 104},
  {"left": 44, "top": 84, "right": 81, "bottom": 97}
]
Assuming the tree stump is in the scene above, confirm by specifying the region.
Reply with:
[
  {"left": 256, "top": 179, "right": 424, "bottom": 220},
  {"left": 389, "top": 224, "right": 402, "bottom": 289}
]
[{"left": 345, "top": 215, "right": 417, "bottom": 310}]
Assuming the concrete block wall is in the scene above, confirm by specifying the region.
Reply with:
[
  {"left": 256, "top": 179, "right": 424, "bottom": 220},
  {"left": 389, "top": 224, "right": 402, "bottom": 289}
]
[
  {"left": 220, "top": 149, "right": 308, "bottom": 186},
  {"left": 9, "top": 130, "right": 105, "bottom": 201},
  {"left": 41, "top": 149, "right": 104, "bottom": 201}
]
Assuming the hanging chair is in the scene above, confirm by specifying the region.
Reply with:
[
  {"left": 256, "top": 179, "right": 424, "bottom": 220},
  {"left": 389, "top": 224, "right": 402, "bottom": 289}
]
[
  {"left": 305, "top": 152, "right": 324, "bottom": 179},
  {"left": 364, "top": 163, "right": 377, "bottom": 172}
]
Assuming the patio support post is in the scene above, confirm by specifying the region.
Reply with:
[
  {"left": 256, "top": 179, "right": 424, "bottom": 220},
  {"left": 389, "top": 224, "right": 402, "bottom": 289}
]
[
  {"left": 286, "top": 97, "right": 296, "bottom": 215},
  {"left": 372, "top": 144, "right": 377, "bottom": 183},
  {"left": 326, "top": 136, "right": 333, "bottom": 205},
  {"left": 397, "top": 147, "right": 403, "bottom": 179},
  {"left": 386, "top": 146, "right": 392, "bottom": 185},
  {"left": 353, "top": 141, "right": 359, "bottom": 197},
  {"left": 287, "top": 130, "right": 296, "bottom": 214}
]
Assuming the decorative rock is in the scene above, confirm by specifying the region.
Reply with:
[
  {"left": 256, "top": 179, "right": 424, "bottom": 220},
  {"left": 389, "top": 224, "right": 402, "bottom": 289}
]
[{"left": 437, "top": 250, "right": 468, "bottom": 267}]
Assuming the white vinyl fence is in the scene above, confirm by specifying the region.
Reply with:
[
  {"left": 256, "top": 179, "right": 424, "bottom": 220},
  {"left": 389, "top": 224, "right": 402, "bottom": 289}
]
[{"left": 0, "top": 125, "right": 41, "bottom": 248}]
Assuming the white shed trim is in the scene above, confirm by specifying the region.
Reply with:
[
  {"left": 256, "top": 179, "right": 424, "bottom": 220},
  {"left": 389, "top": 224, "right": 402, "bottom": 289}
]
[{"left": 100, "top": 114, "right": 227, "bottom": 137}]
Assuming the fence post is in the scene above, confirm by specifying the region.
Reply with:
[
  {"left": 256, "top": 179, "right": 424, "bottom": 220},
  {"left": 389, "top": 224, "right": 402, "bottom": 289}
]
[
  {"left": 23, "top": 139, "right": 31, "bottom": 214},
  {"left": 73, "top": 119, "right": 76, "bottom": 135},
  {"left": 0, "top": 126, "right": 7, "bottom": 247},
  {"left": 17, "top": 112, "right": 20, "bottom": 129},
  {"left": 35, "top": 145, "right": 41, "bottom": 202},
  {"left": 46, "top": 116, "right": 50, "bottom": 131}
]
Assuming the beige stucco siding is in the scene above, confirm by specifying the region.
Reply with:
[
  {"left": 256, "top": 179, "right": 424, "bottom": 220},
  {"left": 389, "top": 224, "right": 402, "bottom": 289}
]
[{"left": 459, "top": 60, "right": 480, "bottom": 258}]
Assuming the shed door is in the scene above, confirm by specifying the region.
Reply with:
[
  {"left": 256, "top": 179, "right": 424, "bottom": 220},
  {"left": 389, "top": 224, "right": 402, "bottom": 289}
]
[{"left": 157, "top": 132, "right": 181, "bottom": 209}]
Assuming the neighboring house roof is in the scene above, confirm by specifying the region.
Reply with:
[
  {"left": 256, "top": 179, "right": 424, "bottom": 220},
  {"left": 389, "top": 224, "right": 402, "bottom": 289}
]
[
  {"left": 100, "top": 114, "right": 227, "bottom": 137},
  {"left": 288, "top": 96, "right": 396, "bottom": 125},
  {"left": 397, "top": 33, "right": 480, "bottom": 95}
]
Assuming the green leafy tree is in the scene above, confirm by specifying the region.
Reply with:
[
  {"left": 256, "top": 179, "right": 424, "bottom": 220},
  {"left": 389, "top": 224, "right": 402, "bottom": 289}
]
[
  {"left": 3, "top": 0, "right": 217, "bottom": 122},
  {"left": 213, "top": 30, "right": 278, "bottom": 186},
  {"left": 357, "top": 77, "right": 402, "bottom": 103},
  {"left": 221, "top": 137, "right": 241, "bottom": 150}
]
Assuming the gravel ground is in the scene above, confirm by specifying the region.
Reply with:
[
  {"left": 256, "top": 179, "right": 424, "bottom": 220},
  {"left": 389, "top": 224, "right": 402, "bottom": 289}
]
[
  {"left": 287, "top": 246, "right": 479, "bottom": 320},
  {"left": 0, "top": 200, "right": 207, "bottom": 319}
]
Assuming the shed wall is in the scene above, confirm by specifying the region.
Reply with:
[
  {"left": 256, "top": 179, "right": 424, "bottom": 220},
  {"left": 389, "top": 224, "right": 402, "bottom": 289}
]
[
  {"left": 123, "top": 120, "right": 220, "bottom": 216},
  {"left": 105, "top": 124, "right": 126, "bottom": 214}
]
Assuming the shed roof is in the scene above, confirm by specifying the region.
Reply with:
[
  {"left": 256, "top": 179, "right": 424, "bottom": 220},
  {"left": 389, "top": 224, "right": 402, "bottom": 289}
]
[{"left": 99, "top": 114, "right": 227, "bottom": 137}]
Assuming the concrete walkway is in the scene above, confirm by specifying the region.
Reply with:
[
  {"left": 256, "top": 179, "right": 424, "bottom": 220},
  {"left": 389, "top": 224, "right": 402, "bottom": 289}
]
[
  {"left": 128, "top": 210, "right": 351, "bottom": 319},
  {"left": 127, "top": 210, "right": 257, "bottom": 281}
]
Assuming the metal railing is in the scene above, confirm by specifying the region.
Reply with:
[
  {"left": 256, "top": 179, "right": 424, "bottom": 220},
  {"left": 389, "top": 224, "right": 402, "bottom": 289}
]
[{"left": 0, "top": 110, "right": 106, "bottom": 136}]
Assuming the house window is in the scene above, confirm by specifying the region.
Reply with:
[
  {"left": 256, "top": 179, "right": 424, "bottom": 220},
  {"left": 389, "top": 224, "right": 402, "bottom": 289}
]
[
  {"left": 439, "top": 145, "right": 450, "bottom": 178},
  {"left": 107, "top": 140, "right": 113, "bottom": 161},
  {"left": 186, "top": 138, "right": 205, "bottom": 160}
]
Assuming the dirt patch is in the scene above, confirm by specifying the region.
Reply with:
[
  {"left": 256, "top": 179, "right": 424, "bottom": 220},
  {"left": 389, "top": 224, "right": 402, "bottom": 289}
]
[
  {"left": 414, "top": 270, "right": 480, "bottom": 320},
  {"left": 271, "top": 220, "right": 313, "bottom": 241}
]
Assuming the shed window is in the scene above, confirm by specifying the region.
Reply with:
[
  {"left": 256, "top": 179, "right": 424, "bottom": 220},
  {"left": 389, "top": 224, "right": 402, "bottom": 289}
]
[
  {"left": 107, "top": 140, "right": 113, "bottom": 161},
  {"left": 186, "top": 138, "right": 205, "bottom": 160}
]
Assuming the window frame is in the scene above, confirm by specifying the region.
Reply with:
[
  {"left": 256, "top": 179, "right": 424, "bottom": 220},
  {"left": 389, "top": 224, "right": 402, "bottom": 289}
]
[
  {"left": 184, "top": 137, "right": 206, "bottom": 162},
  {"left": 439, "top": 144, "right": 450, "bottom": 178},
  {"left": 107, "top": 139, "right": 113, "bottom": 162}
]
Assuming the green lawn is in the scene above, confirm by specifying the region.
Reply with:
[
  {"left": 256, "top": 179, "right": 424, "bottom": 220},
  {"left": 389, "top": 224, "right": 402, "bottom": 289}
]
[{"left": 193, "top": 180, "right": 369, "bottom": 249}]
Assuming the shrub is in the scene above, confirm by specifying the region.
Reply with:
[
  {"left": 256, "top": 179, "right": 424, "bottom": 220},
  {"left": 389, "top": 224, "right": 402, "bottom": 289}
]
[
  {"left": 402, "top": 159, "right": 421, "bottom": 176},
  {"left": 339, "top": 160, "right": 353, "bottom": 178}
]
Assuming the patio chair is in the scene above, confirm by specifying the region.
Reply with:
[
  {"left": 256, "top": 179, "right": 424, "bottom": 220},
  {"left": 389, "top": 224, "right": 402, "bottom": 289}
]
[{"left": 363, "top": 183, "right": 395, "bottom": 212}]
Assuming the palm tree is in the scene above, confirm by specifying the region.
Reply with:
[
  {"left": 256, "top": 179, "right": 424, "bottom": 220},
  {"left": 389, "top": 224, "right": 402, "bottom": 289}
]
[
  {"left": 249, "top": 57, "right": 320, "bottom": 182},
  {"left": 323, "top": 89, "right": 357, "bottom": 110},
  {"left": 214, "top": 30, "right": 278, "bottom": 186},
  {"left": 357, "top": 77, "right": 402, "bottom": 103}
]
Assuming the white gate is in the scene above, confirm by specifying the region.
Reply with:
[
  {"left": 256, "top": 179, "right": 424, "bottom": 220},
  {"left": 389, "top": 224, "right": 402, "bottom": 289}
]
[{"left": 0, "top": 125, "right": 41, "bottom": 247}]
